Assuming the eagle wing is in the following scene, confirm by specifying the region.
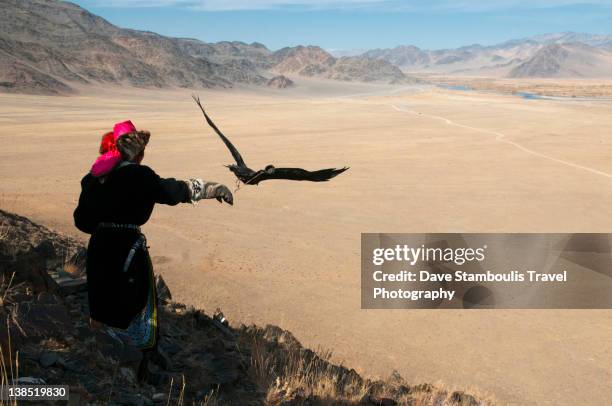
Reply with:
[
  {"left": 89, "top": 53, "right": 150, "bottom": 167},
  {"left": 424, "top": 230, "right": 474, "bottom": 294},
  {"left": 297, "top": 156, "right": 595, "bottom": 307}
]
[
  {"left": 193, "top": 95, "right": 247, "bottom": 168},
  {"left": 249, "top": 167, "right": 349, "bottom": 184}
]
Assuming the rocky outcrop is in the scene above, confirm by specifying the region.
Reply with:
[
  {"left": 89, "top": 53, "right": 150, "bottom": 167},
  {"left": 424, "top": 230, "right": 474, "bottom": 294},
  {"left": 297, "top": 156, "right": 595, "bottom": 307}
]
[
  {"left": 178, "top": 40, "right": 275, "bottom": 70},
  {"left": 267, "top": 75, "right": 295, "bottom": 88},
  {"left": 0, "top": 55, "right": 75, "bottom": 95},
  {"left": 0, "top": 210, "right": 494, "bottom": 405},
  {"left": 274, "top": 46, "right": 337, "bottom": 77},
  {"left": 327, "top": 56, "right": 408, "bottom": 83}
]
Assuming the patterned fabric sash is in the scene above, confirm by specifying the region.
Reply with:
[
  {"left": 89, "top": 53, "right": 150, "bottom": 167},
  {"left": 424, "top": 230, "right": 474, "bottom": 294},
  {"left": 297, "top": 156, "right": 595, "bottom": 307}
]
[{"left": 104, "top": 274, "right": 157, "bottom": 349}]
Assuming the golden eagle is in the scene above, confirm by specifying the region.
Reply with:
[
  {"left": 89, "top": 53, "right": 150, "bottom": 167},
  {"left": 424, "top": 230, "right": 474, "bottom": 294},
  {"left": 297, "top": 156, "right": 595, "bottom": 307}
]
[{"left": 193, "top": 96, "right": 348, "bottom": 186}]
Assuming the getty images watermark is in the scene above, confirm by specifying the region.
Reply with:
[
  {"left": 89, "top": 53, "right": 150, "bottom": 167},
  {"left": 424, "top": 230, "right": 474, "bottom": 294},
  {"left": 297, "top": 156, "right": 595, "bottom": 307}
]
[{"left": 361, "top": 233, "right": 611, "bottom": 309}]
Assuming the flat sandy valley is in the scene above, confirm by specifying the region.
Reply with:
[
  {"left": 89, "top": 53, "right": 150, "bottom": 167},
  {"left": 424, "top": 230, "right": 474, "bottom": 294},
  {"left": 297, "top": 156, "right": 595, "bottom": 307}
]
[{"left": 1, "top": 79, "right": 612, "bottom": 405}]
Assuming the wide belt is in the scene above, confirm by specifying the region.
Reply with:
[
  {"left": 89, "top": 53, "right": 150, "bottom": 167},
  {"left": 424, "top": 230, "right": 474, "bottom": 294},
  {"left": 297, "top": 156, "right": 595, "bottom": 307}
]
[{"left": 97, "top": 222, "right": 141, "bottom": 232}]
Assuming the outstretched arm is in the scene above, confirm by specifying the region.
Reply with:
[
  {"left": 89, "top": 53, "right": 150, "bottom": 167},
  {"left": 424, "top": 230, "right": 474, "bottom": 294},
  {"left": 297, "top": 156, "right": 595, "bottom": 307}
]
[
  {"left": 144, "top": 166, "right": 233, "bottom": 206},
  {"left": 155, "top": 176, "right": 192, "bottom": 206}
]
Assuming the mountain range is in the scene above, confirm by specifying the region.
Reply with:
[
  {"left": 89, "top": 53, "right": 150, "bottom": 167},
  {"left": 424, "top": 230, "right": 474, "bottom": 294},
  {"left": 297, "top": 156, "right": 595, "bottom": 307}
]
[
  {"left": 0, "top": 0, "right": 411, "bottom": 95},
  {"left": 1, "top": 0, "right": 610, "bottom": 95},
  {"left": 361, "top": 32, "right": 612, "bottom": 78}
]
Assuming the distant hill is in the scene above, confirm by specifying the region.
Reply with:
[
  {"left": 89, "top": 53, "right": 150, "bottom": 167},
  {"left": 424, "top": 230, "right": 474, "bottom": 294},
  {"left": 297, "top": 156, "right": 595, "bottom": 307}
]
[
  {"left": 509, "top": 43, "right": 612, "bottom": 78},
  {"left": 176, "top": 39, "right": 275, "bottom": 70},
  {"left": 0, "top": 0, "right": 413, "bottom": 95},
  {"left": 267, "top": 75, "right": 294, "bottom": 88},
  {"left": 361, "top": 32, "right": 612, "bottom": 78},
  {"left": 273, "top": 45, "right": 412, "bottom": 83},
  {"left": 364, "top": 45, "right": 431, "bottom": 68},
  {"left": 0, "top": 0, "right": 268, "bottom": 94},
  {"left": 528, "top": 32, "right": 612, "bottom": 47},
  {"left": 274, "top": 46, "right": 337, "bottom": 76},
  {"left": 327, "top": 56, "right": 406, "bottom": 83}
]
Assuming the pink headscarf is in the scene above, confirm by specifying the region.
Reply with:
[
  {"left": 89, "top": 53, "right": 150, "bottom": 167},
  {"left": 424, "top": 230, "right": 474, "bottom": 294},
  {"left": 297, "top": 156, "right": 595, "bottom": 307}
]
[{"left": 90, "top": 121, "right": 137, "bottom": 177}]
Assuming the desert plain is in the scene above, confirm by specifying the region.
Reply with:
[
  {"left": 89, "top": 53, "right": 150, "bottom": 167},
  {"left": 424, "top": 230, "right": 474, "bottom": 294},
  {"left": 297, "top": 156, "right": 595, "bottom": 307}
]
[{"left": 1, "top": 79, "right": 612, "bottom": 405}]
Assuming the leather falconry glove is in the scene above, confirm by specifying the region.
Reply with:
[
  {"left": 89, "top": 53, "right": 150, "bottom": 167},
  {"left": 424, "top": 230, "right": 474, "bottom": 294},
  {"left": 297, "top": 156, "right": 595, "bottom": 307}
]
[{"left": 186, "top": 179, "right": 233, "bottom": 205}]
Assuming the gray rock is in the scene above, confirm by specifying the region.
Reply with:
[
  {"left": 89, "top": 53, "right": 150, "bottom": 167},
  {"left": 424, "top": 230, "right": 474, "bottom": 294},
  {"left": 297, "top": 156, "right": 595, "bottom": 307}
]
[
  {"left": 115, "top": 392, "right": 151, "bottom": 406},
  {"left": 11, "top": 302, "right": 73, "bottom": 338},
  {"left": 120, "top": 367, "right": 137, "bottom": 384},
  {"left": 39, "top": 351, "right": 60, "bottom": 368},
  {"left": 360, "top": 395, "right": 398, "bottom": 406},
  {"left": 15, "top": 377, "right": 46, "bottom": 385},
  {"left": 148, "top": 371, "right": 178, "bottom": 387},
  {"left": 68, "top": 392, "right": 83, "bottom": 406},
  {"left": 150, "top": 347, "right": 171, "bottom": 371},
  {"left": 155, "top": 275, "right": 172, "bottom": 304},
  {"left": 158, "top": 337, "right": 181, "bottom": 356},
  {"left": 36, "top": 291, "right": 61, "bottom": 305},
  {"left": 210, "top": 353, "right": 245, "bottom": 384},
  {"left": 56, "top": 277, "right": 88, "bottom": 295},
  {"left": 94, "top": 330, "right": 142, "bottom": 375},
  {"left": 59, "top": 358, "right": 86, "bottom": 373},
  {"left": 451, "top": 391, "right": 479, "bottom": 406}
]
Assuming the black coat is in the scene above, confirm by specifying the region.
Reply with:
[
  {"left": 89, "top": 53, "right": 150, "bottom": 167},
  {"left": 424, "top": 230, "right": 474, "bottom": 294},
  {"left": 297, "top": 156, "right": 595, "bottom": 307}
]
[{"left": 74, "top": 163, "right": 190, "bottom": 328}]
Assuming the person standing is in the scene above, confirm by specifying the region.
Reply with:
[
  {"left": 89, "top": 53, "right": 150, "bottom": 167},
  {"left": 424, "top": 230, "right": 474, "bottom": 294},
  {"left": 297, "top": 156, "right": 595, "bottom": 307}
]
[{"left": 74, "top": 120, "right": 233, "bottom": 381}]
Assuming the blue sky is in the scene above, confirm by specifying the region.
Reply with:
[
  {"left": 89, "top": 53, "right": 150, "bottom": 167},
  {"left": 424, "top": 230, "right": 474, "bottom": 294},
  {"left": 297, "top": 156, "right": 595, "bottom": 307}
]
[{"left": 72, "top": 0, "right": 612, "bottom": 51}]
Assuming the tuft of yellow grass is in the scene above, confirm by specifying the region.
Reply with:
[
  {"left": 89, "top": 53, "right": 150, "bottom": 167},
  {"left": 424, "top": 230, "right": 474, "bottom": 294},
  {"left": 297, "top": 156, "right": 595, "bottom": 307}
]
[
  {"left": 246, "top": 329, "right": 363, "bottom": 405},
  {"left": 243, "top": 325, "right": 495, "bottom": 406},
  {"left": 0, "top": 223, "right": 9, "bottom": 242},
  {"left": 200, "top": 389, "right": 219, "bottom": 406},
  {"left": 0, "top": 318, "right": 19, "bottom": 406}
]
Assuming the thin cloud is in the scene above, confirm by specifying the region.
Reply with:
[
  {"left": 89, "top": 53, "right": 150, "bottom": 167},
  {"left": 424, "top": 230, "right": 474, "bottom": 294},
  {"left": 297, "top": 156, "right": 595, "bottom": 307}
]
[
  {"left": 89, "top": 0, "right": 392, "bottom": 9},
  {"left": 415, "top": 0, "right": 612, "bottom": 12},
  {"left": 190, "top": 0, "right": 390, "bottom": 11},
  {"left": 84, "top": 0, "right": 612, "bottom": 10}
]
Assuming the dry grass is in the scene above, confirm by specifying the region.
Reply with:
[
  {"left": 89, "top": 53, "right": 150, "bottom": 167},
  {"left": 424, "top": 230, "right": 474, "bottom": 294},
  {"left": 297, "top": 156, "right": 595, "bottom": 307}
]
[
  {"left": 0, "top": 319, "right": 19, "bottom": 406},
  {"left": 398, "top": 384, "right": 497, "bottom": 406},
  {"left": 200, "top": 389, "right": 219, "bottom": 406},
  {"left": 243, "top": 326, "right": 494, "bottom": 406},
  {"left": 165, "top": 374, "right": 218, "bottom": 406},
  {"left": 250, "top": 335, "right": 367, "bottom": 405},
  {"left": 0, "top": 225, "right": 8, "bottom": 242},
  {"left": 0, "top": 273, "right": 16, "bottom": 308}
]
